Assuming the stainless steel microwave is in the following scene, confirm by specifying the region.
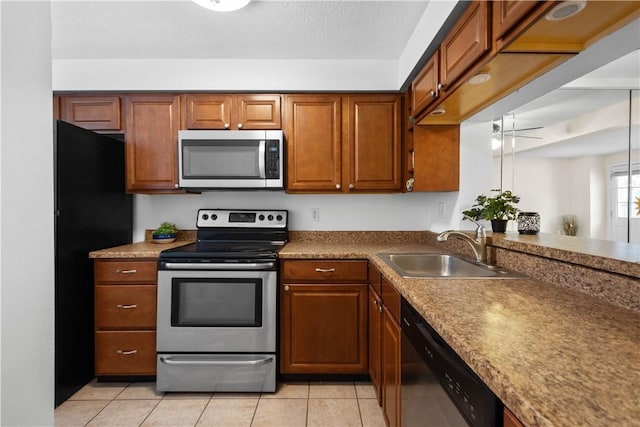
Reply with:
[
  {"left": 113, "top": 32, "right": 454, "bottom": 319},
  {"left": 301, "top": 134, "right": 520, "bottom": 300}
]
[{"left": 178, "top": 130, "right": 284, "bottom": 190}]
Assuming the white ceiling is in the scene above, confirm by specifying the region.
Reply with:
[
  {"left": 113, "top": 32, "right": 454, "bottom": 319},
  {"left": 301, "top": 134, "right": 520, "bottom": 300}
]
[{"left": 51, "top": 0, "right": 431, "bottom": 60}]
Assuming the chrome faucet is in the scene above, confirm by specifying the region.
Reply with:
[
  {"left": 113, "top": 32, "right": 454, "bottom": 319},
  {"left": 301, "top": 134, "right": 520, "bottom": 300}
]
[{"left": 436, "top": 217, "right": 487, "bottom": 263}]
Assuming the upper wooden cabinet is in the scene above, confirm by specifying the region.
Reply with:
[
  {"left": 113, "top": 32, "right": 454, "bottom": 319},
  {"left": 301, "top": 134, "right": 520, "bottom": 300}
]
[
  {"left": 284, "top": 94, "right": 343, "bottom": 192},
  {"left": 346, "top": 95, "right": 402, "bottom": 192},
  {"left": 410, "top": 1, "right": 490, "bottom": 121},
  {"left": 285, "top": 94, "right": 402, "bottom": 194},
  {"left": 405, "top": 124, "right": 459, "bottom": 192},
  {"left": 182, "top": 94, "right": 281, "bottom": 130},
  {"left": 492, "top": 1, "right": 542, "bottom": 49},
  {"left": 411, "top": 54, "right": 439, "bottom": 118},
  {"left": 438, "top": 1, "right": 491, "bottom": 93},
  {"left": 124, "top": 94, "right": 182, "bottom": 193},
  {"left": 60, "top": 95, "right": 123, "bottom": 132}
]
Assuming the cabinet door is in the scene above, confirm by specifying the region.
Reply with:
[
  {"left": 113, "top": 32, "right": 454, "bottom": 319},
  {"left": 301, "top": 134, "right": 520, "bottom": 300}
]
[
  {"left": 411, "top": 53, "right": 440, "bottom": 118},
  {"left": 61, "top": 95, "right": 122, "bottom": 131},
  {"left": 368, "top": 285, "right": 383, "bottom": 405},
  {"left": 284, "top": 95, "right": 342, "bottom": 192},
  {"left": 346, "top": 95, "right": 402, "bottom": 192},
  {"left": 125, "top": 94, "right": 181, "bottom": 193},
  {"left": 382, "top": 306, "right": 401, "bottom": 427},
  {"left": 439, "top": 1, "right": 490, "bottom": 92},
  {"left": 280, "top": 283, "right": 368, "bottom": 374},
  {"left": 236, "top": 94, "right": 281, "bottom": 130},
  {"left": 181, "top": 94, "right": 232, "bottom": 129},
  {"left": 412, "top": 125, "right": 459, "bottom": 192},
  {"left": 493, "top": 1, "right": 541, "bottom": 42}
]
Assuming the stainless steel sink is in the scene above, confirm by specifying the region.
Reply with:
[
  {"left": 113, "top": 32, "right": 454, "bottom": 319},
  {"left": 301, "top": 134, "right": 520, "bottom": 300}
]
[{"left": 378, "top": 253, "right": 525, "bottom": 279}]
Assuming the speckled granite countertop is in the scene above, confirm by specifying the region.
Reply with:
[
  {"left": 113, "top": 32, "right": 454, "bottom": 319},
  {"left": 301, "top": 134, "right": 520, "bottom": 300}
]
[
  {"left": 280, "top": 240, "right": 640, "bottom": 427},
  {"left": 88, "top": 230, "right": 196, "bottom": 258}
]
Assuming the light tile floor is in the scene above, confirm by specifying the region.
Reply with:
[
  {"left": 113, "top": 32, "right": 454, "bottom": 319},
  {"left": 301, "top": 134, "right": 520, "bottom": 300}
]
[{"left": 55, "top": 380, "right": 386, "bottom": 427}]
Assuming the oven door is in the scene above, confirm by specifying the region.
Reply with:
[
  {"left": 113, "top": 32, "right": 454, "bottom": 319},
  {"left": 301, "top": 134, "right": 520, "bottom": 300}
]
[{"left": 157, "top": 266, "right": 276, "bottom": 353}]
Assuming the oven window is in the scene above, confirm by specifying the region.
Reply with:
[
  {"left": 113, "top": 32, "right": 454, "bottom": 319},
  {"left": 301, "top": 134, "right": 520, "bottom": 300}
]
[{"left": 171, "top": 278, "right": 262, "bottom": 327}]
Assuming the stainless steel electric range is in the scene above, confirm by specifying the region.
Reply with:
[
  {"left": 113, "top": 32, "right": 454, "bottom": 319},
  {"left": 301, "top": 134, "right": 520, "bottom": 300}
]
[{"left": 156, "top": 208, "right": 288, "bottom": 393}]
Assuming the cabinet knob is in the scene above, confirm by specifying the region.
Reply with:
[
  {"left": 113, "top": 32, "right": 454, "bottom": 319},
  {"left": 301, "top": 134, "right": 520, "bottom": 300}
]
[
  {"left": 437, "top": 83, "right": 445, "bottom": 91},
  {"left": 174, "top": 183, "right": 180, "bottom": 189},
  {"left": 237, "top": 123, "right": 243, "bottom": 129},
  {"left": 284, "top": 285, "right": 290, "bottom": 291},
  {"left": 336, "top": 184, "right": 341, "bottom": 190},
  {"left": 379, "top": 305, "right": 383, "bottom": 313},
  {"left": 430, "top": 90, "right": 436, "bottom": 98},
  {"left": 224, "top": 123, "right": 230, "bottom": 129},
  {"left": 349, "top": 183, "right": 355, "bottom": 189}
]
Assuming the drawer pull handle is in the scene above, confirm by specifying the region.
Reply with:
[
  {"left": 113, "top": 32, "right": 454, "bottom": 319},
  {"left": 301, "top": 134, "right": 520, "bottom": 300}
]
[
  {"left": 116, "top": 350, "right": 138, "bottom": 355},
  {"left": 116, "top": 269, "right": 137, "bottom": 274},
  {"left": 284, "top": 285, "right": 290, "bottom": 291},
  {"left": 315, "top": 268, "right": 336, "bottom": 273},
  {"left": 116, "top": 304, "right": 137, "bottom": 309}
]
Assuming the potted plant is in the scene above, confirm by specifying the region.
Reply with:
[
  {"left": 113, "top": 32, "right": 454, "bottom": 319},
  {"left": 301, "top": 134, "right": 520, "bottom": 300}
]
[
  {"left": 152, "top": 221, "right": 178, "bottom": 243},
  {"left": 462, "top": 190, "right": 520, "bottom": 232}
]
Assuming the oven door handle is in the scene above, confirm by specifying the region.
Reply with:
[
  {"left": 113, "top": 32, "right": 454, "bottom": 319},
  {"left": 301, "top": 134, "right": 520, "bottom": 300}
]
[
  {"left": 162, "top": 262, "right": 275, "bottom": 270},
  {"left": 159, "top": 355, "right": 275, "bottom": 366}
]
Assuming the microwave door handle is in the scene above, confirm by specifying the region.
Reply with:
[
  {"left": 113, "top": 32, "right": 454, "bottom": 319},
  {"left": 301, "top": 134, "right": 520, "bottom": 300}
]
[{"left": 258, "top": 140, "right": 266, "bottom": 178}]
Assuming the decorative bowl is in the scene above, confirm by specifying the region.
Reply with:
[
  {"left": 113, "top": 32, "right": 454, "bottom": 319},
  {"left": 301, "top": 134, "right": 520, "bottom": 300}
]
[{"left": 152, "top": 233, "right": 176, "bottom": 244}]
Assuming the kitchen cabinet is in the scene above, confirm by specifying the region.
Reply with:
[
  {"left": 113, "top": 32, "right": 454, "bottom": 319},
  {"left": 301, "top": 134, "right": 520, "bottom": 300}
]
[
  {"left": 346, "top": 95, "right": 402, "bottom": 191},
  {"left": 381, "top": 275, "right": 401, "bottom": 427},
  {"left": 368, "top": 264, "right": 383, "bottom": 405},
  {"left": 492, "top": 1, "right": 544, "bottom": 50},
  {"left": 284, "top": 94, "right": 402, "bottom": 193},
  {"left": 280, "top": 259, "right": 368, "bottom": 374},
  {"left": 410, "top": 1, "right": 490, "bottom": 122},
  {"left": 60, "top": 95, "right": 123, "bottom": 132},
  {"left": 407, "top": 124, "right": 459, "bottom": 192},
  {"left": 181, "top": 94, "right": 281, "bottom": 130},
  {"left": 94, "top": 259, "right": 157, "bottom": 377},
  {"left": 411, "top": 53, "right": 439, "bottom": 120},
  {"left": 504, "top": 407, "right": 525, "bottom": 427},
  {"left": 368, "top": 264, "right": 402, "bottom": 426},
  {"left": 438, "top": 1, "right": 491, "bottom": 96},
  {"left": 124, "top": 94, "right": 182, "bottom": 193}
]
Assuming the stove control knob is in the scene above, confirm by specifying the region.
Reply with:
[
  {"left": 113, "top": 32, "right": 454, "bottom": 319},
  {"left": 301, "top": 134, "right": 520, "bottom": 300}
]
[
  {"left": 212, "top": 214, "right": 218, "bottom": 221},
  {"left": 268, "top": 214, "right": 274, "bottom": 221},
  {"left": 276, "top": 214, "right": 283, "bottom": 222},
  {"left": 259, "top": 214, "right": 265, "bottom": 221},
  {"left": 202, "top": 214, "right": 209, "bottom": 220}
]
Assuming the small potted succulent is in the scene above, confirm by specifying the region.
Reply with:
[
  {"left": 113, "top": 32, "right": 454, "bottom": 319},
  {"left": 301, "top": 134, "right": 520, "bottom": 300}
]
[
  {"left": 152, "top": 221, "right": 178, "bottom": 244},
  {"left": 462, "top": 190, "right": 520, "bottom": 232}
]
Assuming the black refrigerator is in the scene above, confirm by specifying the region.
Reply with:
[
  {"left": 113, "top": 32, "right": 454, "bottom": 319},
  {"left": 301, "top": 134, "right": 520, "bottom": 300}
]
[{"left": 54, "top": 120, "right": 133, "bottom": 406}]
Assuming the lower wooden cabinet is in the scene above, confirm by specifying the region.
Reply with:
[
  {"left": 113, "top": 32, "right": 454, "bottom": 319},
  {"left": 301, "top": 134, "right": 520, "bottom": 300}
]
[
  {"left": 94, "top": 259, "right": 157, "bottom": 377},
  {"left": 504, "top": 407, "right": 526, "bottom": 427},
  {"left": 279, "top": 259, "right": 368, "bottom": 374},
  {"left": 369, "top": 265, "right": 402, "bottom": 426}
]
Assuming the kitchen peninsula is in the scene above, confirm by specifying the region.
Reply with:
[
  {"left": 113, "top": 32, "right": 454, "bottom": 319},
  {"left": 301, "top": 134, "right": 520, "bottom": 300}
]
[{"left": 91, "top": 230, "right": 640, "bottom": 427}]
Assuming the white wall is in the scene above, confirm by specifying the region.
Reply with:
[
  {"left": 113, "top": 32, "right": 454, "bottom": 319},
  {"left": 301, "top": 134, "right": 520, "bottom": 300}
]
[{"left": 0, "top": 1, "right": 54, "bottom": 426}]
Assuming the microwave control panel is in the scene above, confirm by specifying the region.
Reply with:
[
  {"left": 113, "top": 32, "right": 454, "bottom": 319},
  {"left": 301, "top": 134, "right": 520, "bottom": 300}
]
[{"left": 265, "top": 140, "right": 280, "bottom": 179}]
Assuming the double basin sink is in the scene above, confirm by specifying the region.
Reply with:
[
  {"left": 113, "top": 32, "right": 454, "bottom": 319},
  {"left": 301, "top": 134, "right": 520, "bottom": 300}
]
[{"left": 378, "top": 253, "right": 524, "bottom": 279}]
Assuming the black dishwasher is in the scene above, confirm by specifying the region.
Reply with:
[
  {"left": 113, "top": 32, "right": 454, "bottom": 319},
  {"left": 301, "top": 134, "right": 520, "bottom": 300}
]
[{"left": 401, "top": 298, "right": 502, "bottom": 427}]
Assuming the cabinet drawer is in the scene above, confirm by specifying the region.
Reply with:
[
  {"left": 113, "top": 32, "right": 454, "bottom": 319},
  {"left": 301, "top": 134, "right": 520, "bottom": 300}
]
[
  {"left": 281, "top": 260, "right": 368, "bottom": 282},
  {"left": 95, "top": 260, "right": 157, "bottom": 283},
  {"left": 95, "top": 285, "right": 156, "bottom": 329},
  {"left": 95, "top": 331, "right": 156, "bottom": 376}
]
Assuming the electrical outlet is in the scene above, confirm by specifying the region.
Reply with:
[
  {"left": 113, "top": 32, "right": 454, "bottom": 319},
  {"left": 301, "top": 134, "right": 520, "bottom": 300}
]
[
  {"left": 437, "top": 202, "right": 445, "bottom": 220},
  {"left": 311, "top": 208, "right": 320, "bottom": 222}
]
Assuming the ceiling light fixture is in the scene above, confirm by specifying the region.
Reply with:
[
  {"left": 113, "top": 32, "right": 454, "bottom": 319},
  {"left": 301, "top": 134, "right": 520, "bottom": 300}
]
[
  {"left": 469, "top": 72, "right": 491, "bottom": 85},
  {"left": 545, "top": 1, "right": 586, "bottom": 21},
  {"left": 192, "top": 0, "right": 251, "bottom": 12}
]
